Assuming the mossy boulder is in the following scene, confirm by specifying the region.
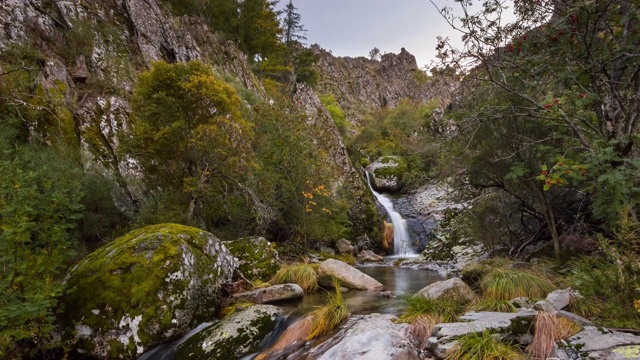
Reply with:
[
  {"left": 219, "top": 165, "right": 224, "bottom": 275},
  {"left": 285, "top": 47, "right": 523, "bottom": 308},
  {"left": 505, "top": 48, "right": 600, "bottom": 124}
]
[
  {"left": 366, "top": 156, "right": 408, "bottom": 193},
  {"left": 61, "top": 223, "right": 238, "bottom": 359},
  {"left": 224, "top": 236, "right": 281, "bottom": 282},
  {"left": 174, "top": 304, "right": 283, "bottom": 359}
]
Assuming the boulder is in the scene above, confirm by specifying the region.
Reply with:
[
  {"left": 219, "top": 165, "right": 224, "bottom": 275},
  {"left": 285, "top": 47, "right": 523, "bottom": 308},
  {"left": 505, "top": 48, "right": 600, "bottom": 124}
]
[
  {"left": 175, "top": 305, "right": 283, "bottom": 359},
  {"left": 224, "top": 236, "right": 281, "bottom": 282},
  {"left": 230, "top": 283, "right": 304, "bottom": 304},
  {"left": 317, "top": 259, "right": 384, "bottom": 291},
  {"left": 545, "top": 288, "right": 579, "bottom": 311},
  {"left": 305, "top": 314, "right": 420, "bottom": 360},
  {"left": 61, "top": 224, "right": 237, "bottom": 359},
  {"left": 336, "top": 238, "right": 355, "bottom": 255},
  {"left": 427, "top": 309, "right": 537, "bottom": 358},
  {"left": 366, "top": 156, "right": 408, "bottom": 193},
  {"left": 417, "top": 277, "right": 476, "bottom": 302},
  {"left": 556, "top": 326, "right": 640, "bottom": 359},
  {"left": 357, "top": 249, "right": 384, "bottom": 262}
]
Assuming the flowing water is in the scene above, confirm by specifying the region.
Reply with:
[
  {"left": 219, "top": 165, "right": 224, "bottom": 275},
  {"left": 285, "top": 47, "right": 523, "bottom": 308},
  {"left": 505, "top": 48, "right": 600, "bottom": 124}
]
[{"left": 365, "top": 172, "right": 415, "bottom": 256}]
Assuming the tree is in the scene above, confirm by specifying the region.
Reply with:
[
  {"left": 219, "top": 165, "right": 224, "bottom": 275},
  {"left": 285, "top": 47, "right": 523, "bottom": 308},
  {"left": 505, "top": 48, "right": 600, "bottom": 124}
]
[
  {"left": 432, "top": 0, "right": 640, "bottom": 257},
  {"left": 125, "top": 61, "right": 253, "bottom": 225},
  {"left": 369, "top": 47, "right": 381, "bottom": 61},
  {"left": 281, "top": 0, "right": 307, "bottom": 46},
  {"left": 238, "top": 0, "right": 285, "bottom": 62}
]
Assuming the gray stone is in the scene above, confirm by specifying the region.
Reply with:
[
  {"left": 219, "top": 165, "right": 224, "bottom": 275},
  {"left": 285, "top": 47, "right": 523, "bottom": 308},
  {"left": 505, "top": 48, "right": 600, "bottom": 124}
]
[
  {"left": 175, "top": 305, "right": 283, "bottom": 359},
  {"left": 231, "top": 283, "right": 303, "bottom": 304},
  {"left": 308, "top": 314, "right": 420, "bottom": 360},
  {"left": 317, "top": 259, "right": 384, "bottom": 291},
  {"left": 510, "top": 297, "right": 532, "bottom": 309},
  {"left": 357, "top": 249, "right": 385, "bottom": 263},
  {"left": 224, "top": 236, "right": 281, "bottom": 282},
  {"left": 417, "top": 277, "right": 476, "bottom": 302},
  {"left": 556, "top": 326, "right": 640, "bottom": 359},
  {"left": 336, "top": 238, "right": 355, "bottom": 255},
  {"left": 533, "top": 300, "right": 558, "bottom": 315},
  {"left": 557, "top": 310, "right": 593, "bottom": 327},
  {"left": 366, "top": 156, "right": 406, "bottom": 193},
  {"left": 546, "top": 288, "right": 579, "bottom": 311}
]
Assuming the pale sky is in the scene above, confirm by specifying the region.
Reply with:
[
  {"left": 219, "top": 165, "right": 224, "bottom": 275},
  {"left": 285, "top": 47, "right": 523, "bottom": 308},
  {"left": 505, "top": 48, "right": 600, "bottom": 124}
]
[{"left": 278, "top": 0, "right": 516, "bottom": 68}]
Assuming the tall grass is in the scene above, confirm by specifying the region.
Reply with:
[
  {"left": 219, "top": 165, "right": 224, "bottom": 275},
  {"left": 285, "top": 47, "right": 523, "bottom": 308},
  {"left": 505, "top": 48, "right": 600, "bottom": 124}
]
[
  {"left": 446, "top": 330, "right": 526, "bottom": 360},
  {"left": 398, "top": 294, "right": 466, "bottom": 324},
  {"left": 269, "top": 263, "right": 319, "bottom": 293},
  {"left": 481, "top": 268, "right": 554, "bottom": 301},
  {"left": 470, "top": 298, "right": 517, "bottom": 313}
]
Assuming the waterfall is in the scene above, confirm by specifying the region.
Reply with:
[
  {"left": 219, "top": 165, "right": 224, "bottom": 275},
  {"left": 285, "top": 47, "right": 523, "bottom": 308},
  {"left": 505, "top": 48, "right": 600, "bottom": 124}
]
[{"left": 365, "top": 172, "right": 414, "bottom": 256}]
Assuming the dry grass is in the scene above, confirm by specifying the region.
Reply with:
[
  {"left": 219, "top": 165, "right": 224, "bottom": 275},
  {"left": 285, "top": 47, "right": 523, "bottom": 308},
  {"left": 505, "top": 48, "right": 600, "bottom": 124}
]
[
  {"left": 409, "top": 314, "right": 442, "bottom": 349},
  {"left": 269, "top": 263, "right": 319, "bottom": 293},
  {"left": 219, "top": 301, "right": 254, "bottom": 318},
  {"left": 526, "top": 311, "right": 582, "bottom": 360},
  {"left": 481, "top": 268, "right": 554, "bottom": 301}
]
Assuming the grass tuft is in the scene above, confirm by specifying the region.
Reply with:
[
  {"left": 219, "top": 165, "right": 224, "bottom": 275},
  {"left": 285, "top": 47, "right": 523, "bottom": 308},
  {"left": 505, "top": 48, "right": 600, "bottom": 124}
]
[
  {"left": 409, "top": 314, "right": 442, "bottom": 348},
  {"left": 269, "top": 263, "right": 319, "bottom": 293},
  {"left": 446, "top": 330, "right": 526, "bottom": 360},
  {"left": 526, "top": 311, "right": 581, "bottom": 360},
  {"left": 481, "top": 268, "right": 554, "bottom": 301},
  {"left": 219, "top": 301, "right": 254, "bottom": 318},
  {"left": 470, "top": 298, "right": 517, "bottom": 313},
  {"left": 398, "top": 294, "right": 466, "bottom": 324}
]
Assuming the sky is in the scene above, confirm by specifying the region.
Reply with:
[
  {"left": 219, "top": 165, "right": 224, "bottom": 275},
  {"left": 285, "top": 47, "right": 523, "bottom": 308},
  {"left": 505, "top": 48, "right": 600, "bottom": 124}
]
[{"left": 277, "top": 0, "right": 515, "bottom": 69}]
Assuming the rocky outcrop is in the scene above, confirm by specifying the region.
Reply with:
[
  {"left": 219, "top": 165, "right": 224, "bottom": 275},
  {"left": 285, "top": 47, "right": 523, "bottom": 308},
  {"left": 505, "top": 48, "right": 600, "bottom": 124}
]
[
  {"left": 317, "top": 259, "right": 384, "bottom": 291},
  {"left": 545, "top": 288, "right": 580, "bottom": 311},
  {"left": 230, "top": 284, "right": 304, "bottom": 304},
  {"left": 417, "top": 277, "right": 476, "bottom": 303},
  {"left": 61, "top": 224, "right": 237, "bottom": 359},
  {"left": 556, "top": 326, "right": 640, "bottom": 360},
  {"left": 335, "top": 238, "right": 355, "bottom": 255},
  {"left": 313, "top": 45, "right": 457, "bottom": 127},
  {"left": 224, "top": 236, "right": 281, "bottom": 282},
  {"left": 367, "top": 156, "right": 407, "bottom": 193},
  {"left": 175, "top": 305, "right": 283, "bottom": 360}
]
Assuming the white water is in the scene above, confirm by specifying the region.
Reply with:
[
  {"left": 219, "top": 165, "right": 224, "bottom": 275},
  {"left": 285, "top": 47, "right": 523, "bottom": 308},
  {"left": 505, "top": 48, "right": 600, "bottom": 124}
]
[{"left": 365, "top": 172, "right": 414, "bottom": 256}]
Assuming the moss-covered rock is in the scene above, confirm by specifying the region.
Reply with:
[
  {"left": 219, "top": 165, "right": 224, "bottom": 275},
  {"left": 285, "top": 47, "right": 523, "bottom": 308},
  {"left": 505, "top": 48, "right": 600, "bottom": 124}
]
[
  {"left": 224, "top": 236, "right": 281, "bottom": 282},
  {"left": 367, "top": 156, "right": 408, "bottom": 193},
  {"left": 61, "top": 223, "right": 238, "bottom": 359},
  {"left": 174, "top": 304, "right": 283, "bottom": 359}
]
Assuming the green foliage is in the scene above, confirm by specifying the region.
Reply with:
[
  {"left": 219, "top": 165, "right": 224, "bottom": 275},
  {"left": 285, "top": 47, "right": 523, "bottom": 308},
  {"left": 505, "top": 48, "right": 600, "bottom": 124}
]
[
  {"left": 0, "top": 145, "right": 84, "bottom": 357},
  {"left": 446, "top": 330, "right": 526, "bottom": 360},
  {"left": 292, "top": 48, "right": 319, "bottom": 87},
  {"left": 64, "top": 18, "right": 95, "bottom": 62},
  {"left": 269, "top": 263, "right": 319, "bottom": 293},
  {"left": 481, "top": 269, "right": 554, "bottom": 301},
  {"left": 397, "top": 294, "right": 466, "bottom": 324},
  {"left": 125, "top": 60, "right": 253, "bottom": 228}
]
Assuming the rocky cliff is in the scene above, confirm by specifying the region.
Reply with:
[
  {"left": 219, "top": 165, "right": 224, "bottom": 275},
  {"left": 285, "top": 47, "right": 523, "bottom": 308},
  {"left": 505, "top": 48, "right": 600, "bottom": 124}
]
[
  {"left": 0, "top": 0, "right": 383, "bottom": 238},
  {"left": 312, "top": 45, "right": 456, "bottom": 126}
]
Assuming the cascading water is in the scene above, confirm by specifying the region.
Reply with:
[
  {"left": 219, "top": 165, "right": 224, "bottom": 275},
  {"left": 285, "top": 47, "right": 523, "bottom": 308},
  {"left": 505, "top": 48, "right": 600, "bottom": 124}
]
[{"left": 365, "top": 172, "right": 414, "bottom": 256}]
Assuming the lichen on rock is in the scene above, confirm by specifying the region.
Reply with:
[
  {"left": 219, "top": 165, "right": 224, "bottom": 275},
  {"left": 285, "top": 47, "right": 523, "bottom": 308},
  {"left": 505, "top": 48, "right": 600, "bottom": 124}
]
[
  {"left": 60, "top": 223, "right": 237, "bottom": 359},
  {"left": 224, "top": 236, "right": 281, "bottom": 282}
]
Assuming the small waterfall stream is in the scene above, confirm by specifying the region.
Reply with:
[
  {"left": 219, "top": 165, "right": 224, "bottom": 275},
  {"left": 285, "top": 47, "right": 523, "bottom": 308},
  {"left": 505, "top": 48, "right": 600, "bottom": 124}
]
[{"left": 365, "top": 172, "right": 414, "bottom": 256}]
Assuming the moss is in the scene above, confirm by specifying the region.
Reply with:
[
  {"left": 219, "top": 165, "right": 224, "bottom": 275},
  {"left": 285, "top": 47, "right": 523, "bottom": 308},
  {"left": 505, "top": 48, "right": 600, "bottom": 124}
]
[
  {"left": 61, "top": 223, "right": 236, "bottom": 358},
  {"left": 224, "top": 237, "right": 281, "bottom": 282},
  {"left": 373, "top": 156, "right": 408, "bottom": 181}
]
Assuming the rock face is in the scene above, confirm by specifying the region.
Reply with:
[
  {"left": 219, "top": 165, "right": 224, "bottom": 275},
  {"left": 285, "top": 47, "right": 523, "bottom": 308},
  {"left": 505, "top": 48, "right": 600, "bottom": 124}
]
[
  {"left": 230, "top": 284, "right": 304, "bottom": 304},
  {"left": 303, "top": 314, "right": 420, "bottom": 360},
  {"left": 175, "top": 305, "right": 283, "bottom": 359},
  {"left": 427, "top": 309, "right": 537, "bottom": 358},
  {"left": 61, "top": 224, "right": 237, "bottom": 359},
  {"left": 367, "top": 156, "right": 407, "bottom": 193},
  {"left": 317, "top": 259, "right": 384, "bottom": 291},
  {"left": 224, "top": 236, "right": 281, "bottom": 282},
  {"left": 557, "top": 326, "right": 640, "bottom": 360},
  {"left": 417, "top": 277, "right": 476, "bottom": 302}
]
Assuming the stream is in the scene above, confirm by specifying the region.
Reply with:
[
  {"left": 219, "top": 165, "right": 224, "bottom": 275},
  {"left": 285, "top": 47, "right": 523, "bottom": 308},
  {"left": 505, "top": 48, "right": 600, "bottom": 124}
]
[{"left": 139, "top": 265, "right": 441, "bottom": 359}]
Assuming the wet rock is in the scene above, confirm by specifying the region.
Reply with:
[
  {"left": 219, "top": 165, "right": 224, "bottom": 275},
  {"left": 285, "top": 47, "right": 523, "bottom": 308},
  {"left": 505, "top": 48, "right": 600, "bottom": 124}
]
[
  {"left": 305, "top": 314, "right": 420, "bottom": 360},
  {"left": 427, "top": 309, "right": 537, "bottom": 359},
  {"left": 61, "top": 224, "right": 237, "bottom": 359},
  {"left": 230, "top": 284, "right": 304, "bottom": 304},
  {"left": 417, "top": 277, "right": 476, "bottom": 303},
  {"left": 317, "top": 259, "right": 384, "bottom": 291},
  {"left": 357, "top": 250, "right": 385, "bottom": 263},
  {"left": 224, "top": 236, "right": 280, "bottom": 282},
  {"left": 336, "top": 238, "right": 355, "bottom": 255},
  {"left": 556, "top": 326, "right": 640, "bottom": 359},
  {"left": 175, "top": 305, "right": 283, "bottom": 359}
]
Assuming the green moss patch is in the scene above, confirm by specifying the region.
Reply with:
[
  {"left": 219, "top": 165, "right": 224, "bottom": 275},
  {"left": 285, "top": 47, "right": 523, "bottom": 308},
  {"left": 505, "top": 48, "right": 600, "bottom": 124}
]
[{"left": 224, "top": 236, "right": 281, "bottom": 282}]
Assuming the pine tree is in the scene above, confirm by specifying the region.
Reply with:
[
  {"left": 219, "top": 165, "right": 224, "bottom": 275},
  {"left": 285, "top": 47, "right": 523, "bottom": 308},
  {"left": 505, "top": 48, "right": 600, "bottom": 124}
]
[{"left": 282, "top": 0, "right": 307, "bottom": 46}]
